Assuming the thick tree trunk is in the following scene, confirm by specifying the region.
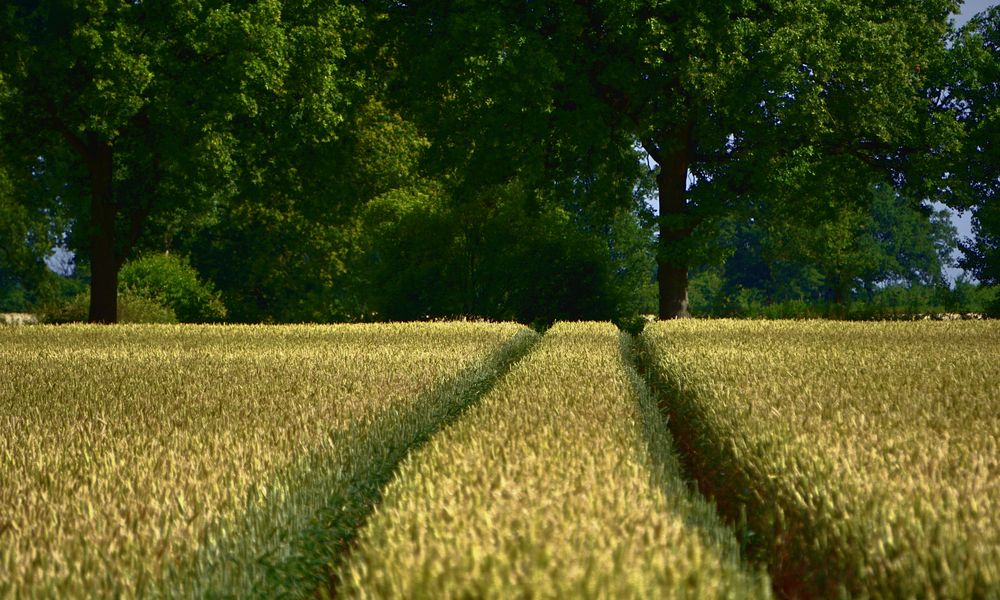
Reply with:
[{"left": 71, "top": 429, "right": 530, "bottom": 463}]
[
  {"left": 656, "top": 127, "right": 692, "bottom": 319},
  {"left": 88, "top": 142, "right": 118, "bottom": 324}
]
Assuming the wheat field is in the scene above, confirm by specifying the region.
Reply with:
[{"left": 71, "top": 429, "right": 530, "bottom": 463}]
[
  {"left": 3, "top": 320, "right": 998, "bottom": 598},
  {"left": 0, "top": 323, "right": 532, "bottom": 597},
  {"left": 640, "top": 320, "right": 1000, "bottom": 598},
  {"left": 339, "top": 322, "right": 769, "bottom": 598}
]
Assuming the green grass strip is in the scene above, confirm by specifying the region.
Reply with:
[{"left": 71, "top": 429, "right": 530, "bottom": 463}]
[
  {"left": 338, "top": 322, "right": 770, "bottom": 598},
  {"left": 639, "top": 320, "right": 1000, "bottom": 598}
]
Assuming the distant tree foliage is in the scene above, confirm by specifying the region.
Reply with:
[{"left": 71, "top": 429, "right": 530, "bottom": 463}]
[
  {"left": 690, "top": 186, "right": 958, "bottom": 313},
  {"left": 949, "top": 6, "right": 1000, "bottom": 287}
]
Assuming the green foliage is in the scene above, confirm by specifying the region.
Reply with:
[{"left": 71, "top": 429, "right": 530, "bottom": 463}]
[
  {"left": 119, "top": 253, "right": 226, "bottom": 323},
  {"left": 689, "top": 185, "right": 961, "bottom": 316},
  {"left": 689, "top": 275, "right": 995, "bottom": 319},
  {"left": 963, "top": 197, "right": 1000, "bottom": 286},
  {"left": 946, "top": 6, "right": 1000, "bottom": 285},
  {"left": 0, "top": 0, "right": 366, "bottom": 321},
  {"left": 374, "top": 0, "right": 960, "bottom": 316},
  {"left": 613, "top": 314, "right": 650, "bottom": 336},
  {"left": 0, "top": 162, "right": 60, "bottom": 311},
  {"left": 178, "top": 100, "right": 428, "bottom": 324},
  {"left": 0, "top": 0, "right": 980, "bottom": 324},
  {"left": 989, "top": 291, "right": 1000, "bottom": 318},
  {"left": 0, "top": 278, "right": 30, "bottom": 313},
  {"left": 350, "top": 181, "right": 656, "bottom": 325},
  {"left": 117, "top": 291, "right": 179, "bottom": 324},
  {"left": 764, "top": 186, "right": 956, "bottom": 300},
  {"left": 36, "top": 293, "right": 94, "bottom": 324},
  {"left": 188, "top": 201, "right": 349, "bottom": 323}
]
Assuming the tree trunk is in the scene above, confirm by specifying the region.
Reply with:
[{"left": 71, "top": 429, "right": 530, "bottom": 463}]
[
  {"left": 88, "top": 142, "right": 118, "bottom": 324},
  {"left": 656, "top": 127, "right": 692, "bottom": 319}
]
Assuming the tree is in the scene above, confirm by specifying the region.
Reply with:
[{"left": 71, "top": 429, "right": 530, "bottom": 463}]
[
  {"left": 948, "top": 6, "right": 1000, "bottom": 285},
  {"left": 376, "top": 0, "right": 959, "bottom": 317},
  {"left": 766, "top": 185, "right": 956, "bottom": 303},
  {"left": 0, "top": 0, "right": 359, "bottom": 322}
]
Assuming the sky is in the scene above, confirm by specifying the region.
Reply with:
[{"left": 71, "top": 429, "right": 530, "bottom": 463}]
[{"left": 956, "top": 0, "right": 996, "bottom": 26}]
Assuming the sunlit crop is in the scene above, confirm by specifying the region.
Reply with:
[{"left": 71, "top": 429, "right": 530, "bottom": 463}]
[
  {"left": 340, "top": 322, "right": 769, "bottom": 598},
  {"left": 0, "top": 322, "right": 533, "bottom": 598},
  {"left": 7, "top": 318, "right": 993, "bottom": 598},
  {"left": 640, "top": 320, "right": 1000, "bottom": 598}
]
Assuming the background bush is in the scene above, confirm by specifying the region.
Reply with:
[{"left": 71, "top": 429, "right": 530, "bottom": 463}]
[{"left": 119, "top": 254, "right": 227, "bottom": 323}]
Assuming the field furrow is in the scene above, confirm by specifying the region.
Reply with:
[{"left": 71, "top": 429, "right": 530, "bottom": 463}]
[
  {"left": 338, "top": 322, "right": 769, "bottom": 598},
  {"left": 0, "top": 323, "right": 535, "bottom": 598},
  {"left": 639, "top": 320, "right": 1000, "bottom": 598}
]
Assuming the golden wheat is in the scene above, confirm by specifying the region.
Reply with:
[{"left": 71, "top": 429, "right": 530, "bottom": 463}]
[
  {"left": 640, "top": 320, "right": 1000, "bottom": 598},
  {"left": 0, "top": 322, "right": 532, "bottom": 598},
  {"left": 340, "top": 322, "right": 769, "bottom": 599}
]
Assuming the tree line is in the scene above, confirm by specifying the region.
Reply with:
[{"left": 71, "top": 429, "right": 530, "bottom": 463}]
[{"left": 1, "top": 0, "right": 997, "bottom": 324}]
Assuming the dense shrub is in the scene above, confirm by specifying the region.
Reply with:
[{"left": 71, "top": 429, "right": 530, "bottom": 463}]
[
  {"left": 353, "top": 183, "right": 657, "bottom": 325},
  {"left": 119, "top": 253, "right": 226, "bottom": 323}
]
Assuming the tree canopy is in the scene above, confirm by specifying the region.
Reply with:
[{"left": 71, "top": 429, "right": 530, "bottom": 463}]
[
  {"left": 0, "top": 0, "right": 362, "bottom": 321},
  {"left": 0, "top": 0, "right": 993, "bottom": 323},
  {"left": 371, "top": 0, "right": 962, "bottom": 317}
]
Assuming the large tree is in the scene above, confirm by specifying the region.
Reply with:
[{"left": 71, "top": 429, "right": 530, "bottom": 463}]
[
  {"left": 0, "top": 0, "right": 359, "bottom": 322},
  {"left": 378, "top": 0, "right": 959, "bottom": 317}
]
